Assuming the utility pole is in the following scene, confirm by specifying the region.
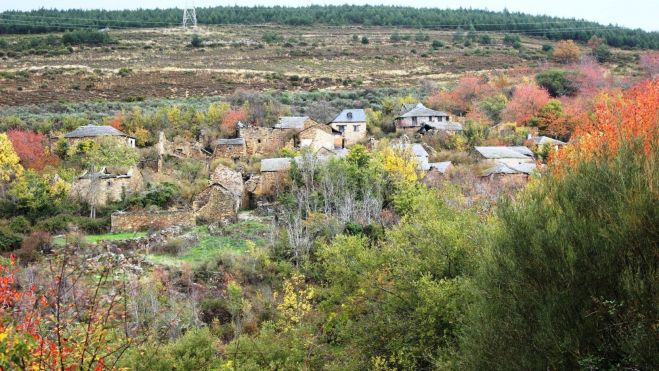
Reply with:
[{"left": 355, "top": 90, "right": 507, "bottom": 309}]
[{"left": 182, "top": 1, "right": 197, "bottom": 29}]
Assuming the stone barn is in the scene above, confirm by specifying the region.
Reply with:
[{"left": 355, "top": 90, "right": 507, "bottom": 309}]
[
  {"left": 259, "top": 158, "right": 293, "bottom": 197},
  {"left": 193, "top": 164, "right": 245, "bottom": 224}
]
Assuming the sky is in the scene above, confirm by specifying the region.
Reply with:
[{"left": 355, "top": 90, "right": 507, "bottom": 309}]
[{"left": 1, "top": 1, "right": 657, "bottom": 32}]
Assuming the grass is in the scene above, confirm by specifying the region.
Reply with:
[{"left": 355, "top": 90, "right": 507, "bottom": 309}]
[
  {"left": 146, "top": 219, "right": 272, "bottom": 267},
  {"left": 52, "top": 231, "right": 147, "bottom": 246}
]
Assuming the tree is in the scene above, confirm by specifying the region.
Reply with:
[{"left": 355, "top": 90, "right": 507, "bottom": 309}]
[
  {"left": 553, "top": 39, "right": 581, "bottom": 63},
  {"left": 6, "top": 130, "right": 59, "bottom": 170},
  {"left": 535, "top": 69, "right": 578, "bottom": 97},
  {"left": 0, "top": 133, "right": 23, "bottom": 185},
  {"left": 221, "top": 108, "right": 247, "bottom": 137},
  {"left": 592, "top": 43, "right": 611, "bottom": 62},
  {"left": 7, "top": 170, "right": 68, "bottom": 221},
  {"left": 534, "top": 99, "right": 574, "bottom": 141},
  {"left": 502, "top": 83, "right": 550, "bottom": 125}
]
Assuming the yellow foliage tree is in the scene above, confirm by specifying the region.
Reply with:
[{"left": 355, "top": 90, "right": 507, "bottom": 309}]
[
  {"left": 0, "top": 133, "right": 23, "bottom": 183},
  {"left": 553, "top": 40, "right": 581, "bottom": 64},
  {"left": 277, "top": 273, "right": 315, "bottom": 331},
  {"left": 379, "top": 145, "right": 419, "bottom": 184}
]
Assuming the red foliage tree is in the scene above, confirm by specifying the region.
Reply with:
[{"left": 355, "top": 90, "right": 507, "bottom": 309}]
[
  {"left": 502, "top": 83, "right": 550, "bottom": 125},
  {"left": 639, "top": 52, "right": 659, "bottom": 78},
  {"left": 6, "top": 130, "right": 59, "bottom": 170},
  {"left": 109, "top": 113, "right": 124, "bottom": 131},
  {"left": 426, "top": 74, "right": 493, "bottom": 115},
  {"left": 553, "top": 79, "right": 659, "bottom": 169},
  {"left": 221, "top": 108, "right": 247, "bottom": 137},
  {"left": 574, "top": 57, "right": 610, "bottom": 96}
]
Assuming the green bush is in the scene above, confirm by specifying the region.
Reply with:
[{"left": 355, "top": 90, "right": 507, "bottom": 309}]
[
  {"left": 0, "top": 227, "right": 22, "bottom": 252},
  {"left": 190, "top": 34, "right": 203, "bottom": 47},
  {"left": 62, "top": 30, "right": 113, "bottom": 46},
  {"left": 361, "top": 36, "right": 369, "bottom": 44},
  {"left": 9, "top": 215, "right": 31, "bottom": 234},
  {"left": 34, "top": 215, "right": 108, "bottom": 234},
  {"left": 460, "top": 144, "right": 658, "bottom": 370},
  {"left": 536, "top": 68, "right": 578, "bottom": 97}
]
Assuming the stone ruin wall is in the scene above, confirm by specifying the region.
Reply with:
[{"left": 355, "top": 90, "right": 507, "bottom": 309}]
[{"left": 111, "top": 210, "right": 196, "bottom": 232}]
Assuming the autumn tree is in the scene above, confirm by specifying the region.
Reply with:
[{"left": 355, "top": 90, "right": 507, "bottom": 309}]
[
  {"left": 221, "top": 108, "right": 248, "bottom": 137},
  {"left": 426, "top": 75, "right": 492, "bottom": 115},
  {"left": 0, "top": 133, "right": 23, "bottom": 191},
  {"left": 553, "top": 39, "right": 581, "bottom": 64},
  {"left": 501, "top": 83, "right": 550, "bottom": 125},
  {"left": 6, "top": 130, "right": 59, "bottom": 170}
]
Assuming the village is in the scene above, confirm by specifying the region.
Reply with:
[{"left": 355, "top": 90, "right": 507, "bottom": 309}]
[{"left": 58, "top": 101, "right": 566, "bottom": 234}]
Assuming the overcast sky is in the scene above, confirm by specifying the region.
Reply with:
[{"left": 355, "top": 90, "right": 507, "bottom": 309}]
[{"left": 1, "top": 1, "right": 657, "bottom": 31}]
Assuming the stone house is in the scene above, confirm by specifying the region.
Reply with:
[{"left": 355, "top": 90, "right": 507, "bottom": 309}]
[
  {"left": 330, "top": 109, "right": 367, "bottom": 146},
  {"left": 474, "top": 146, "right": 535, "bottom": 166},
  {"left": 528, "top": 135, "right": 567, "bottom": 152},
  {"left": 479, "top": 162, "right": 536, "bottom": 193},
  {"left": 64, "top": 125, "right": 136, "bottom": 147},
  {"left": 298, "top": 125, "right": 336, "bottom": 153},
  {"left": 69, "top": 166, "right": 143, "bottom": 207},
  {"left": 395, "top": 103, "right": 462, "bottom": 135},
  {"left": 193, "top": 164, "right": 244, "bottom": 224},
  {"left": 212, "top": 137, "right": 247, "bottom": 160}
]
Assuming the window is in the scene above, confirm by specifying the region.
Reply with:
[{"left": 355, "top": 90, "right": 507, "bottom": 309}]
[
  {"left": 429, "top": 116, "right": 434, "bottom": 122},
  {"left": 338, "top": 125, "right": 346, "bottom": 133},
  {"left": 347, "top": 112, "right": 353, "bottom": 120},
  {"left": 353, "top": 125, "right": 360, "bottom": 132},
  {"left": 412, "top": 117, "right": 417, "bottom": 125}
]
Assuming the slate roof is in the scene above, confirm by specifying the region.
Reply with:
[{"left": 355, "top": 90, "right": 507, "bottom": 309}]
[
  {"left": 275, "top": 116, "right": 309, "bottom": 129},
  {"left": 260, "top": 158, "right": 293, "bottom": 172},
  {"left": 530, "top": 136, "right": 566, "bottom": 146},
  {"left": 332, "top": 109, "right": 366, "bottom": 123},
  {"left": 64, "top": 125, "right": 128, "bottom": 138},
  {"left": 398, "top": 103, "right": 449, "bottom": 118},
  {"left": 213, "top": 138, "right": 245, "bottom": 146},
  {"left": 482, "top": 162, "right": 537, "bottom": 176},
  {"left": 475, "top": 146, "right": 534, "bottom": 159},
  {"left": 400, "top": 103, "right": 418, "bottom": 114},
  {"left": 428, "top": 161, "right": 452, "bottom": 173}
]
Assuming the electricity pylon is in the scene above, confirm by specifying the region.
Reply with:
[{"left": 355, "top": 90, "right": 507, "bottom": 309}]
[{"left": 182, "top": 1, "right": 197, "bottom": 29}]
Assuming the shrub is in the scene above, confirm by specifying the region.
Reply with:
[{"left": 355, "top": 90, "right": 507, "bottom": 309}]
[
  {"left": 542, "top": 44, "right": 553, "bottom": 52},
  {"left": 9, "top": 215, "right": 31, "bottom": 234},
  {"left": 0, "top": 227, "right": 22, "bottom": 252},
  {"left": 536, "top": 68, "right": 578, "bottom": 97},
  {"left": 361, "top": 36, "right": 369, "bottom": 44},
  {"left": 503, "top": 33, "right": 521, "bottom": 46},
  {"left": 431, "top": 39, "right": 444, "bottom": 49},
  {"left": 190, "top": 34, "right": 203, "bottom": 47},
  {"left": 34, "top": 215, "right": 108, "bottom": 234}
]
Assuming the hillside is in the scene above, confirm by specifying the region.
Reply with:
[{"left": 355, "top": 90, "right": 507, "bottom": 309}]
[{"left": 0, "top": 24, "right": 642, "bottom": 106}]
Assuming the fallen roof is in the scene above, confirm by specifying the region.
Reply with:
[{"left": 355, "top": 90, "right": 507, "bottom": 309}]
[
  {"left": 482, "top": 162, "right": 537, "bottom": 176},
  {"left": 332, "top": 109, "right": 366, "bottom": 123},
  {"left": 398, "top": 103, "right": 449, "bottom": 118},
  {"left": 423, "top": 121, "right": 463, "bottom": 131},
  {"left": 475, "top": 146, "right": 534, "bottom": 159},
  {"left": 531, "top": 136, "right": 567, "bottom": 146},
  {"left": 64, "top": 125, "right": 128, "bottom": 138},
  {"left": 213, "top": 137, "right": 245, "bottom": 146},
  {"left": 275, "top": 116, "right": 310, "bottom": 129},
  {"left": 260, "top": 158, "right": 293, "bottom": 172},
  {"left": 428, "top": 161, "right": 452, "bottom": 173}
]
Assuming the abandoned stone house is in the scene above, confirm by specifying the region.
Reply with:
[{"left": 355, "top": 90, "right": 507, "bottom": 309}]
[
  {"left": 474, "top": 146, "right": 535, "bottom": 166},
  {"left": 330, "top": 109, "right": 367, "bottom": 146},
  {"left": 479, "top": 162, "right": 537, "bottom": 192},
  {"left": 395, "top": 103, "right": 463, "bottom": 135},
  {"left": 258, "top": 157, "right": 293, "bottom": 197},
  {"left": 69, "top": 166, "right": 143, "bottom": 207},
  {"left": 64, "top": 125, "right": 136, "bottom": 147},
  {"left": 157, "top": 132, "right": 210, "bottom": 160},
  {"left": 193, "top": 164, "right": 244, "bottom": 224},
  {"left": 239, "top": 126, "right": 295, "bottom": 157},
  {"left": 528, "top": 135, "right": 567, "bottom": 152},
  {"left": 421, "top": 161, "right": 453, "bottom": 188}
]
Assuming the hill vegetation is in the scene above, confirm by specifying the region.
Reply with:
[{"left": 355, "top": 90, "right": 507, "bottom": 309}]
[{"left": 1, "top": 5, "right": 658, "bottom": 48}]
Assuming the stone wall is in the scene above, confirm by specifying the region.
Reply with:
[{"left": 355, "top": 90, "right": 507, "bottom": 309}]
[
  {"left": 240, "top": 127, "right": 294, "bottom": 156},
  {"left": 111, "top": 210, "right": 196, "bottom": 232},
  {"left": 298, "top": 126, "right": 336, "bottom": 152}
]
